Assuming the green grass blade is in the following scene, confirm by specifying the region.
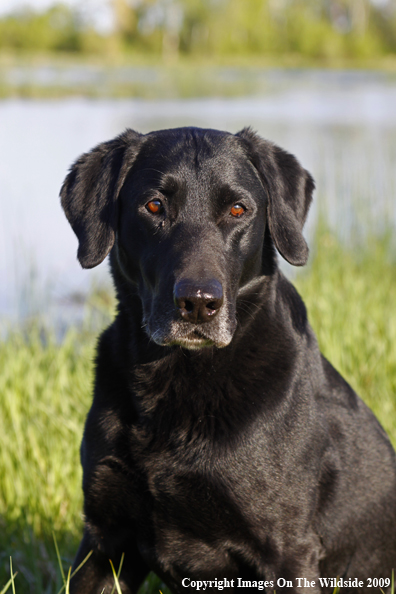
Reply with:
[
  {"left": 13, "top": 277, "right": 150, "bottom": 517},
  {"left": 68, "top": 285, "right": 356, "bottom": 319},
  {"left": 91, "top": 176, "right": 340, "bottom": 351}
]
[
  {"left": 110, "top": 553, "right": 125, "bottom": 594},
  {"left": 56, "top": 550, "right": 93, "bottom": 594},
  {"left": 65, "top": 567, "right": 71, "bottom": 594},
  {"left": 109, "top": 559, "right": 123, "bottom": 594},
  {"left": 53, "top": 531, "right": 66, "bottom": 584},
  {"left": 0, "top": 572, "right": 18, "bottom": 594},
  {"left": 70, "top": 550, "right": 93, "bottom": 580},
  {"left": 9, "top": 560, "right": 15, "bottom": 594},
  {"left": 384, "top": 569, "right": 396, "bottom": 594}
]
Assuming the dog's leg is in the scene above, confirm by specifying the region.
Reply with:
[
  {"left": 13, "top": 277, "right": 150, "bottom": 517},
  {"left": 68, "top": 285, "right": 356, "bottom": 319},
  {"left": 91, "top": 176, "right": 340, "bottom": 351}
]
[{"left": 69, "top": 530, "right": 149, "bottom": 594}]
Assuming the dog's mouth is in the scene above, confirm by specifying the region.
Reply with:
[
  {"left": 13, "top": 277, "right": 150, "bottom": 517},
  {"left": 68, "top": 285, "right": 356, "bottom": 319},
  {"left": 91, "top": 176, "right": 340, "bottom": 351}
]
[
  {"left": 149, "top": 323, "right": 233, "bottom": 350},
  {"left": 171, "top": 329, "right": 215, "bottom": 350}
]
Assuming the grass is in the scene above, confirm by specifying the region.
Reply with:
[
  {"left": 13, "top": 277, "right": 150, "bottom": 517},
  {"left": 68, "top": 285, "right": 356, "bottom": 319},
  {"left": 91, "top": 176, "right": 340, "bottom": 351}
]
[
  {"left": 0, "top": 230, "right": 395, "bottom": 592},
  {"left": 0, "top": 325, "right": 92, "bottom": 592},
  {"left": 295, "top": 230, "right": 396, "bottom": 445}
]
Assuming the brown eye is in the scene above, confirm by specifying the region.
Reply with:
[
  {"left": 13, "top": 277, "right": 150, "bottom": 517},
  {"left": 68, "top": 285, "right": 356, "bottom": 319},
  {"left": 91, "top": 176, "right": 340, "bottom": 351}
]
[
  {"left": 230, "top": 204, "right": 245, "bottom": 217},
  {"left": 146, "top": 199, "right": 163, "bottom": 214}
]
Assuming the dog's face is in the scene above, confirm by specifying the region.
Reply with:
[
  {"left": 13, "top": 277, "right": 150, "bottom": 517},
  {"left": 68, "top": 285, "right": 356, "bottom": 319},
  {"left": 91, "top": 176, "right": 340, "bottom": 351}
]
[
  {"left": 61, "top": 127, "right": 314, "bottom": 349},
  {"left": 116, "top": 130, "right": 268, "bottom": 349}
]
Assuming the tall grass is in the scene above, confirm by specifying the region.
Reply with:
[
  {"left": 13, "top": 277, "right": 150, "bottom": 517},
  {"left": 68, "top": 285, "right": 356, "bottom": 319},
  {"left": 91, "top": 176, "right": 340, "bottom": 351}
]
[
  {"left": 0, "top": 231, "right": 395, "bottom": 592},
  {"left": 0, "top": 326, "right": 93, "bottom": 592},
  {"left": 295, "top": 231, "right": 396, "bottom": 444}
]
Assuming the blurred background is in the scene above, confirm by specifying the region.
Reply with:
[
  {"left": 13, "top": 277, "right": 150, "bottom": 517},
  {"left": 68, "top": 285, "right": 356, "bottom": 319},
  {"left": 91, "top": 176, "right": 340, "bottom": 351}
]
[{"left": 0, "top": 1, "right": 396, "bottom": 592}]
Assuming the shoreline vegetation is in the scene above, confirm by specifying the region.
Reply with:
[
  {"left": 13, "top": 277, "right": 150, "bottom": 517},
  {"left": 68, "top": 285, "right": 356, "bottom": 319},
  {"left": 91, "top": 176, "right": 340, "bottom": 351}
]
[
  {"left": 2, "top": 54, "right": 396, "bottom": 100},
  {"left": 1, "top": 0, "right": 396, "bottom": 99},
  {"left": 1, "top": 231, "right": 396, "bottom": 592}
]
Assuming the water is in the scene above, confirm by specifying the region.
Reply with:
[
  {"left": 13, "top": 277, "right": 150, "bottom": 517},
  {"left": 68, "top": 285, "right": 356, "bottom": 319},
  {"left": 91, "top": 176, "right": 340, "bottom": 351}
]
[{"left": 1, "top": 69, "right": 396, "bottom": 326}]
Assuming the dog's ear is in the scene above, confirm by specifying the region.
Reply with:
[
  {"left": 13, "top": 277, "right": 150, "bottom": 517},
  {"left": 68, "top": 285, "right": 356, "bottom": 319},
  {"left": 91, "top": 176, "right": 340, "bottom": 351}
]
[
  {"left": 237, "top": 127, "right": 314, "bottom": 266},
  {"left": 60, "top": 129, "right": 142, "bottom": 269}
]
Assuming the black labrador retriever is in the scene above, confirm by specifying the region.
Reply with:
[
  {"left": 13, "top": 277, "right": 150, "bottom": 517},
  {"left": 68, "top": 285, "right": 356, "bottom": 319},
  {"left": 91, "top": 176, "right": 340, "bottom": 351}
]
[{"left": 60, "top": 127, "right": 396, "bottom": 594}]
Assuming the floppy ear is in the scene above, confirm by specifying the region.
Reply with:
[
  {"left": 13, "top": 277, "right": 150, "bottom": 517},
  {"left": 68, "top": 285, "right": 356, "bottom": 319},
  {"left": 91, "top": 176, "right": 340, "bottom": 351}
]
[
  {"left": 237, "top": 127, "right": 314, "bottom": 266},
  {"left": 60, "top": 129, "right": 142, "bottom": 269}
]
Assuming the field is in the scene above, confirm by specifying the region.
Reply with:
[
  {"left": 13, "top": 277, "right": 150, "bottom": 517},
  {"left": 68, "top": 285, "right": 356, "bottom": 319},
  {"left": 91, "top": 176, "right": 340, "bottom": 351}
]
[{"left": 1, "top": 230, "right": 395, "bottom": 593}]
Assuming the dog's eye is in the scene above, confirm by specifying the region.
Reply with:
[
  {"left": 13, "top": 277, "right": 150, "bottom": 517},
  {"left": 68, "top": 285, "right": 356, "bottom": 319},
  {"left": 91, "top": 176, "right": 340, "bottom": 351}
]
[
  {"left": 146, "top": 199, "right": 163, "bottom": 214},
  {"left": 230, "top": 204, "right": 246, "bottom": 217}
]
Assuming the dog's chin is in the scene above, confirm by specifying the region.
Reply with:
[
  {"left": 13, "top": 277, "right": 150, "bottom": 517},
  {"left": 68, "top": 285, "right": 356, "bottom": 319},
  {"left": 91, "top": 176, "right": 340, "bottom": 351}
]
[
  {"left": 149, "top": 327, "right": 233, "bottom": 350},
  {"left": 172, "top": 336, "right": 216, "bottom": 350}
]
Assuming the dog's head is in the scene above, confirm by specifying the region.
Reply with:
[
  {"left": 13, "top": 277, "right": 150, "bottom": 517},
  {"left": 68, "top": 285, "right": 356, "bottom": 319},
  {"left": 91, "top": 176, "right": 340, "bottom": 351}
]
[{"left": 61, "top": 127, "right": 314, "bottom": 349}]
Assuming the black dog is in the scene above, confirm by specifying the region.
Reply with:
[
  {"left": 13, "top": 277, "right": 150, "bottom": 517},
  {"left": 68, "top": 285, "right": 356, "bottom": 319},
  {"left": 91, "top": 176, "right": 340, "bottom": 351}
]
[{"left": 61, "top": 127, "right": 396, "bottom": 594}]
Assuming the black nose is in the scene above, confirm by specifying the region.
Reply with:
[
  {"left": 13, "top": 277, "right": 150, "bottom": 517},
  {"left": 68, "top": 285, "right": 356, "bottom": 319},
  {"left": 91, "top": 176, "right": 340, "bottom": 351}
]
[{"left": 174, "top": 279, "right": 224, "bottom": 324}]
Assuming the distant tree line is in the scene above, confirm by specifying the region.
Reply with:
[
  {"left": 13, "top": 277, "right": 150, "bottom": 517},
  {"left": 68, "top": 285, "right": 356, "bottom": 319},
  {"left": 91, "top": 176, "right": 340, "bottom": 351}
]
[{"left": 0, "top": 0, "right": 395, "bottom": 60}]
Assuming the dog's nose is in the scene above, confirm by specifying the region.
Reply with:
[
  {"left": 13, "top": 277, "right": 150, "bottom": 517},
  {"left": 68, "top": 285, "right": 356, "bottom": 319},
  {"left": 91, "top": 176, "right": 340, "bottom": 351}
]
[{"left": 174, "top": 279, "right": 223, "bottom": 324}]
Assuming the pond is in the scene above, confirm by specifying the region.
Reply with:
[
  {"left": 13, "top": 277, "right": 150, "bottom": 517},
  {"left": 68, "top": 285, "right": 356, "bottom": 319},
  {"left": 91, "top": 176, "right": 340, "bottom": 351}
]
[{"left": 1, "top": 68, "right": 396, "bottom": 326}]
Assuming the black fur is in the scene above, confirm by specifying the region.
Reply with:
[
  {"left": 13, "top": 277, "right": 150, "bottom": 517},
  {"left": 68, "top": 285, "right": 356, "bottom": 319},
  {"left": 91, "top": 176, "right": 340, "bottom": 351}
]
[{"left": 60, "top": 127, "right": 396, "bottom": 594}]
